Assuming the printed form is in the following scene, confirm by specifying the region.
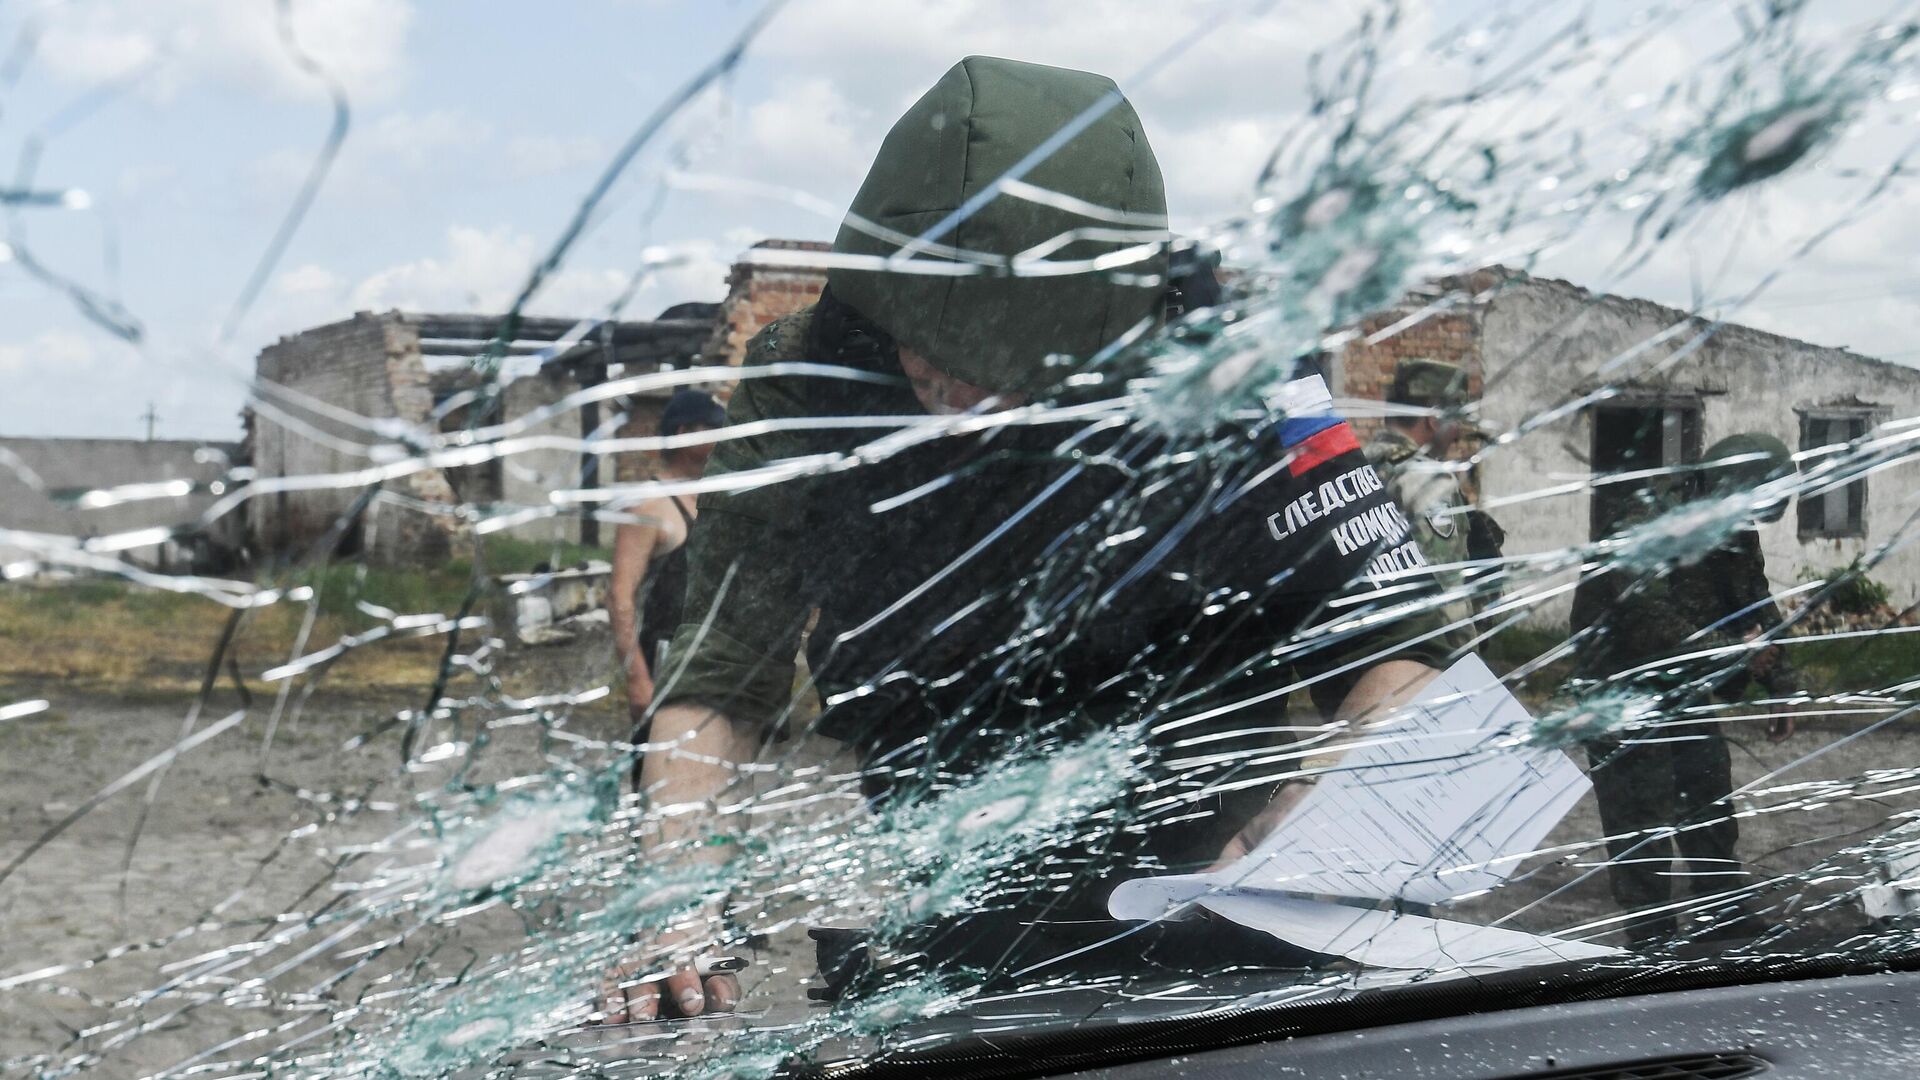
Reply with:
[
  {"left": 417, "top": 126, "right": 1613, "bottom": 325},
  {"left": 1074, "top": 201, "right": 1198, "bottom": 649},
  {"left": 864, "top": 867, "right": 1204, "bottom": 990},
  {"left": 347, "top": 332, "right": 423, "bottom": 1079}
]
[{"left": 1110, "top": 654, "right": 1621, "bottom": 970}]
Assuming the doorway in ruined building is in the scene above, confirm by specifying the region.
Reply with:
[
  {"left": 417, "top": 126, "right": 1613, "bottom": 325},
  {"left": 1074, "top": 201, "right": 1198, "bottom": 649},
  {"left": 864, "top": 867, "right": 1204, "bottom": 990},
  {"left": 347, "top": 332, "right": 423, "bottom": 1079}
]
[{"left": 1589, "top": 401, "right": 1702, "bottom": 540}]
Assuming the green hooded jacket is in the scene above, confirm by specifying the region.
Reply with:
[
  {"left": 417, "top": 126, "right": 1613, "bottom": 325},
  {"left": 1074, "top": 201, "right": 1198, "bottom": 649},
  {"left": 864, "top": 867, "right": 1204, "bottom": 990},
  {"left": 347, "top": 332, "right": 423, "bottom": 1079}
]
[
  {"left": 652, "top": 58, "right": 1455, "bottom": 778},
  {"left": 828, "top": 55, "right": 1169, "bottom": 393},
  {"left": 1570, "top": 434, "right": 1801, "bottom": 701}
]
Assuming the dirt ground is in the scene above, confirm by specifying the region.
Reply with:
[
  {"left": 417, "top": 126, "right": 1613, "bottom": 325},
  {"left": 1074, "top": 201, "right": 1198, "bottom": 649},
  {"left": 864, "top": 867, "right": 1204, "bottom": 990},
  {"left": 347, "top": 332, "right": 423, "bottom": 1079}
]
[
  {"left": 0, "top": 627, "right": 863, "bottom": 1078},
  {"left": 1, "top": 626, "right": 1912, "bottom": 1078}
]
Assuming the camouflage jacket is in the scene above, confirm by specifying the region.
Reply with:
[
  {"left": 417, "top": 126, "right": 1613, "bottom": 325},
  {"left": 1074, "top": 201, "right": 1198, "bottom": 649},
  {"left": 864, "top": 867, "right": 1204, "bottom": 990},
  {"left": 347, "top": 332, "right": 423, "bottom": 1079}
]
[
  {"left": 1570, "top": 502, "right": 1800, "bottom": 699},
  {"left": 1364, "top": 427, "right": 1477, "bottom": 631},
  {"left": 655, "top": 310, "right": 1463, "bottom": 770}
]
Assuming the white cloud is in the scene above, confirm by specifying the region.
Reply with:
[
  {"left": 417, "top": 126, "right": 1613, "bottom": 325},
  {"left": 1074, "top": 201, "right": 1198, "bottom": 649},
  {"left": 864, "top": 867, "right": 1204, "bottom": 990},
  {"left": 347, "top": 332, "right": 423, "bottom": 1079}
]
[
  {"left": 1523, "top": 68, "right": 1920, "bottom": 363},
  {"left": 21, "top": 0, "right": 1920, "bottom": 447},
  {"left": 639, "top": 241, "right": 731, "bottom": 312},
  {"left": 362, "top": 109, "right": 484, "bottom": 170},
  {"left": 756, "top": 0, "right": 1294, "bottom": 96},
  {"left": 751, "top": 1, "right": 1362, "bottom": 129},
  {"left": 351, "top": 225, "right": 556, "bottom": 312},
  {"left": 274, "top": 263, "right": 342, "bottom": 298},
  {"left": 659, "top": 77, "right": 872, "bottom": 233},
  {"left": 38, "top": 21, "right": 155, "bottom": 85},
  {"left": 692, "top": 3, "right": 1387, "bottom": 235},
  {"left": 737, "top": 77, "right": 870, "bottom": 195},
  {"left": 242, "top": 145, "right": 314, "bottom": 195},
  {"left": 35, "top": 0, "right": 415, "bottom": 102},
  {"left": 1152, "top": 116, "right": 1288, "bottom": 226},
  {"left": 239, "top": 109, "right": 489, "bottom": 212},
  {"left": 248, "top": 228, "right": 732, "bottom": 356},
  {"left": 342, "top": 225, "right": 724, "bottom": 320},
  {"left": 503, "top": 133, "right": 611, "bottom": 178},
  {"left": 114, "top": 162, "right": 182, "bottom": 200},
  {"left": 0, "top": 325, "right": 241, "bottom": 438},
  {"left": 0, "top": 329, "right": 105, "bottom": 374}
]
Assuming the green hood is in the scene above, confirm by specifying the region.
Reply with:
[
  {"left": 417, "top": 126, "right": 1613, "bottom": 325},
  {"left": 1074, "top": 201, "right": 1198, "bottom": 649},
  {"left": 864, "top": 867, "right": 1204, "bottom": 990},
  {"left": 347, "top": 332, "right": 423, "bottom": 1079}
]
[
  {"left": 1701, "top": 431, "right": 1795, "bottom": 523},
  {"left": 1702, "top": 432, "right": 1794, "bottom": 493},
  {"left": 828, "top": 55, "right": 1168, "bottom": 394}
]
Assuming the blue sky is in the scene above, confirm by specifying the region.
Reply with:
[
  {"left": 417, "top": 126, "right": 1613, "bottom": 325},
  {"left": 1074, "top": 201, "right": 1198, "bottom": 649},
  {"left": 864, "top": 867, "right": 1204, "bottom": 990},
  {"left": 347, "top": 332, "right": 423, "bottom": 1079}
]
[{"left": 0, "top": 0, "right": 1913, "bottom": 440}]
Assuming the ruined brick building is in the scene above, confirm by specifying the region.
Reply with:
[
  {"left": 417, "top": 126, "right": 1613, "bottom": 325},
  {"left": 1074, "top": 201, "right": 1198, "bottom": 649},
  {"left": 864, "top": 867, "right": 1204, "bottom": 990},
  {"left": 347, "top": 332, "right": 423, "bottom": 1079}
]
[
  {"left": 243, "top": 240, "right": 828, "bottom": 566},
  {"left": 245, "top": 243, "right": 1920, "bottom": 623},
  {"left": 1329, "top": 266, "right": 1920, "bottom": 624},
  {"left": 691, "top": 251, "right": 1920, "bottom": 621}
]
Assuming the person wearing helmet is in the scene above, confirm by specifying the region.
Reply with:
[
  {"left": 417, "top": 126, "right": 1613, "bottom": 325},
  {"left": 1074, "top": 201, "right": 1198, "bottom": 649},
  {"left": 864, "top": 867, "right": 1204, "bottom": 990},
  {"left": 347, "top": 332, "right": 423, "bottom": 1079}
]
[
  {"left": 1569, "top": 432, "right": 1801, "bottom": 951},
  {"left": 599, "top": 56, "right": 1462, "bottom": 1022},
  {"left": 1364, "top": 358, "right": 1493, "bottom": 633}
]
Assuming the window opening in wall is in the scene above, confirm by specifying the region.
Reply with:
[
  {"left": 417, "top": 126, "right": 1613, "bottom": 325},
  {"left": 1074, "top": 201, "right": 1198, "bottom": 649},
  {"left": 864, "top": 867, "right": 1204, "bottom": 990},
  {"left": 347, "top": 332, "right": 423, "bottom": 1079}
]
[
  {"left": 436, "top": 394, "right": 506, "bottom": 508},
  {"left": 1799, "top": 411, "right": 1872, "bottom": 540},
  {"left": 333, "top": 511, "right": 364, "bottom": 558},
  {"left": 1589, "top": 403, "right": 1702, "bottom": 540}
]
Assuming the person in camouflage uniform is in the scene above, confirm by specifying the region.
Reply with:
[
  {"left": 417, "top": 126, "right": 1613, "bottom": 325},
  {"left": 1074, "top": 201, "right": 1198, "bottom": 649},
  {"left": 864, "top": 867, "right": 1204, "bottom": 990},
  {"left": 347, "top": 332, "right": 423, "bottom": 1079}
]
[
  {"left": 601, "top": 56, "right": 1465, "bottom": 1022},
  {"left": 1570, "top": 432, "right": 1801, "bottom": 949},
  {"left": 1365, "top": 359, "right": 1487, "bottom": 632}
]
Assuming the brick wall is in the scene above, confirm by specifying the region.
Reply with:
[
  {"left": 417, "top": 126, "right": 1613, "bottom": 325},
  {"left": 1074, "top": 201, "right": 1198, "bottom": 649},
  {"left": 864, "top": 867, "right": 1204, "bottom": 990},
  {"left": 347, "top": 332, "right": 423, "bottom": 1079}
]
[
  {"left": 703, "top": 239, "right": 830, "bottom": 369},
  {"left": 378, "top": 316, "right": 461, "bottom": 560},
  {"left": 249, "top": 312, "right": 456, "bottom": 565},
  {"left": 1337, "top": 310, "right": 1483, "bottom": 416},
  {"left": 498, "top": 369, "right": 584, "bottom": 545},
  {"left": 1332, "top": 268, "right": 1512, "bottom": 435}
]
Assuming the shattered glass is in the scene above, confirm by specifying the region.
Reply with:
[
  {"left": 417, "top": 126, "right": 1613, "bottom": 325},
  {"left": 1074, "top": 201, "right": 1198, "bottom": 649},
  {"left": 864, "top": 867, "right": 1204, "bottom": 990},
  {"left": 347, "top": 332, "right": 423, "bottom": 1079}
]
[{"left": 7, "top": 1, "right": 1920, "bottom": 1077}]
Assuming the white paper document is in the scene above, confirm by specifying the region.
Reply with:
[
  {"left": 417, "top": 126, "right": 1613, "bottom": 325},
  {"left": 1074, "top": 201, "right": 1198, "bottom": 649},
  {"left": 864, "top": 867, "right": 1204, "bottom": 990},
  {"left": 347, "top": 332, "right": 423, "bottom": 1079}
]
[{"left": 1110, "top": 654, "right": 1620, "bottom": 970}]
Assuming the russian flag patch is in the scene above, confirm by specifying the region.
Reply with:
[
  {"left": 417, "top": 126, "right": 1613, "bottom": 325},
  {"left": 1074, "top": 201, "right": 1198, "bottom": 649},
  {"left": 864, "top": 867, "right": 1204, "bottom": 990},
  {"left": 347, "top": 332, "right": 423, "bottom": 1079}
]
[
  {"left": 1285, "top": 422, "right": 1361, "bottom": 476},
  {"left": 1269, "top": 375, "right": 1361, "bottom": 476}
]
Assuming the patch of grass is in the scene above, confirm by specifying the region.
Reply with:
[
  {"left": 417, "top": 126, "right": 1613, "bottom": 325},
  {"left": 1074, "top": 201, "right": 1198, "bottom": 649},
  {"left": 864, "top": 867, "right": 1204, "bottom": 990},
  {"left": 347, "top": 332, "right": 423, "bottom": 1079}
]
[
  {"left": 281, "top": 535, "right": 609, "bottom": 626},
  {"left": 1791, "top": 629, "right": 1920, "bottom": 695},
  {"left": 1, "top": 575, "right": 193, "bottom": 617},
  {"left": 0, "top": 576, "right": 452, "bottom": 698},
  {"left": 21, "top": 577, "right": 130, "bottom": 608},
  {"left": 292, "top": 562, "right": 476, "bottom": 623},
  {"left": 0, "top": 530, "right": 622, "bottom": 699},
  {"left": 477, "top": 535, "right": 612, "bottom": 574}
]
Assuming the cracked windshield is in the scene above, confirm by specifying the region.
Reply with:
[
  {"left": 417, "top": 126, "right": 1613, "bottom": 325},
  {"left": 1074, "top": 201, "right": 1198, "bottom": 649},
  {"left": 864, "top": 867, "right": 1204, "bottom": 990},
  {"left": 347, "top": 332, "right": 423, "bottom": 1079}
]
[{"left": 9, "top": 1, "right": 1920, "bottom": 1077}]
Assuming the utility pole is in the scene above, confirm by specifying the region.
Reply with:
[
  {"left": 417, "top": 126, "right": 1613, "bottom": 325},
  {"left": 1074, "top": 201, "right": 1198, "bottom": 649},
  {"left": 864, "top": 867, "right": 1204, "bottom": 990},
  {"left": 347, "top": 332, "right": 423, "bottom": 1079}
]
[{"left": 139, "top": 402, "right": 158, "bottom": 442}]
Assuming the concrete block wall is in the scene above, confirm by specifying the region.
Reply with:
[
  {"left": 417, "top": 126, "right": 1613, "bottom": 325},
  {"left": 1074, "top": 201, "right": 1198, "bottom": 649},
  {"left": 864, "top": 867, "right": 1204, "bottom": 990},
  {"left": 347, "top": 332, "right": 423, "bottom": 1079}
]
[
  {"left": 249, "top": 312, "right": 456, "bottom": 565},
  {"left": 496, "top": 370, "right": 583, "bottom": 546},
  {"left": 1474, "top": 274, "right": 1920, "bottom": 626}
]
